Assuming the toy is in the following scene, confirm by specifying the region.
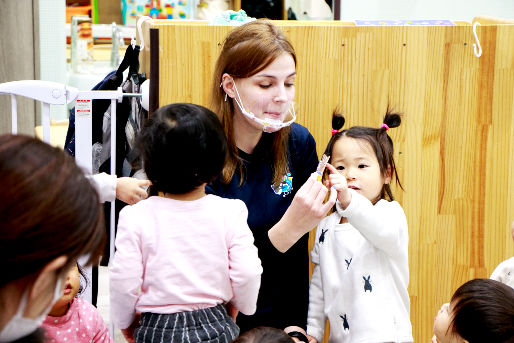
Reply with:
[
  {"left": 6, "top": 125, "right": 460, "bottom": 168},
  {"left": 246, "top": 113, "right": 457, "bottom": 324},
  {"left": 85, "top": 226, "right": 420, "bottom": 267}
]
[{"left": 122, "top": 0, "right": 196, "bottom": 26}]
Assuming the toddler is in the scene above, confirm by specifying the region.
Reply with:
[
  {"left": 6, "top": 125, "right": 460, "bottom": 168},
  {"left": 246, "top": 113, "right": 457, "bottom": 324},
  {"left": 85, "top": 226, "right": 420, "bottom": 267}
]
[
  {"left": 307, "top": 111, "right": 413, "bottom": 342},
  {"left": 110, "top": 103, "right": 262, "bottom": 343},
  {"left": 41, "top": 262, "right": 112, "bottom": 342},
  {"left": 432, "top": 278, "right": 514, "bottom": 343}
]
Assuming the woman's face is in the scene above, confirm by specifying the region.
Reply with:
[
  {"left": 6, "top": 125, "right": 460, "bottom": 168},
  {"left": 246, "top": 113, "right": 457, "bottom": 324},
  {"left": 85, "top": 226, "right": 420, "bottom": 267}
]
[{"left": 232, "top": 52, "right": 296, "bottom": 132}]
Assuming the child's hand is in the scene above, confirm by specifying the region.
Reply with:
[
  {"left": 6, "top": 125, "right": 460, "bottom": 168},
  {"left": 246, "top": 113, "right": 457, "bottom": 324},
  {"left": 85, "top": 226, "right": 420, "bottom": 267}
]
[
  {"left": 226, "top": 302, "right": 238, "bottom": 322},
  {"left": 116, "top": 177, "right": 151, "bottom": 205},
  {"left": 121, "top": 312, "right": 141, "bottom": 343},
  {"left": 325, "top": 163, "right": 351, "bottom": 209},
  {"left": 431, "top": 335, "right": 441, "bottom": 343}
]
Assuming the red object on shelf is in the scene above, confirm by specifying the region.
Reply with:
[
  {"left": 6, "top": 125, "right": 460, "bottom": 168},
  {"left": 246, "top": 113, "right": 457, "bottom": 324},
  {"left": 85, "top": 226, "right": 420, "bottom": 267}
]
[{"left": 66, "top": 5, "right": 92, "bottom": 23}]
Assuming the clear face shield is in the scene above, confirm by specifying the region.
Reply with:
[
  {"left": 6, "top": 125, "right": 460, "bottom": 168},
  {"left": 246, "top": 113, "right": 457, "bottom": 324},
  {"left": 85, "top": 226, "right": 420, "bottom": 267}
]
[{"left": 231, "top": 81, "right": 296, "bottom": 133}]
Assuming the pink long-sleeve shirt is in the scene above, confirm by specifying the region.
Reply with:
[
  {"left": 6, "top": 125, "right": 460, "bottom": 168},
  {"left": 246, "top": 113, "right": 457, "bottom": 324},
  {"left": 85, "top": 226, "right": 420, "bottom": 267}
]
[
  {"left": 42, "top": 297, "right": 112, "bottom": 343},
  {"left": 109, "top": 195, "right": 262, "bottom": 329}
]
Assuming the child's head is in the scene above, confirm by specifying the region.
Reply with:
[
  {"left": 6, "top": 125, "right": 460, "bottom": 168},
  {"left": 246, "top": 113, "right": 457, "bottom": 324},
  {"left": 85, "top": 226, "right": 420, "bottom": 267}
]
[
  {"left": 433, "top": 278, "right": 514, "bottom": 343},
  {"left": 48, "top": 262, "right": 86, "bottom": 316},
  {"left": 323, "top": 110, "right": 403, "bottom": 203},
  {"left": 139, "top": 103, "right": 228, "bottom": 195},
  {"left": 233, "top": 327, "right": 293, "bottom": 343}
]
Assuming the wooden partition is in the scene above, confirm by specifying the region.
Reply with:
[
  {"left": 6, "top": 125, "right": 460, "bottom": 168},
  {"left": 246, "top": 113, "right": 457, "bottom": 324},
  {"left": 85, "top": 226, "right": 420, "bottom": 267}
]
[{"left": 146, "top": 21, "right": 514, "bottom": 341}]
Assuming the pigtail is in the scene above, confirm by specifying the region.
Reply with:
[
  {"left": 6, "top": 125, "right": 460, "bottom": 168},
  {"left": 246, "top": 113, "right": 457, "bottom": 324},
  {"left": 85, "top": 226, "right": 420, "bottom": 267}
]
[
  {"left": 383, "top": 112, "right": 402, "bottom": 130},
  {"left": 377, "top": 107, "right": 404, "bottom": 200},
  {"left": 332, "top": 110, "right": 345, "bottom": 131}
]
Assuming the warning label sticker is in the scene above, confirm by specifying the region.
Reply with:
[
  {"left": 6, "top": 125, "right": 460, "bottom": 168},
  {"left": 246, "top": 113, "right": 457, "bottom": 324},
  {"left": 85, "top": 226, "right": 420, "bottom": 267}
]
[{"left": 75, "top": 98, "right": 92, "bottom": 117}]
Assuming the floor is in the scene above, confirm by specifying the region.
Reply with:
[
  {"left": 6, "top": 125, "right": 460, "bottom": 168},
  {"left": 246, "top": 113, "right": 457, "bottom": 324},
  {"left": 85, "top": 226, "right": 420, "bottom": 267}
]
[{"left": 97, "top": 266, "right": 125, "bottom": 343}]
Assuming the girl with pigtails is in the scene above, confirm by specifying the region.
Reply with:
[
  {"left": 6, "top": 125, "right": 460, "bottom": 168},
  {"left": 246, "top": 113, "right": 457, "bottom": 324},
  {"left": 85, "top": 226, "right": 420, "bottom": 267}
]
[{"left": 307, "top": 111, "right": 413, "bottom": 343}]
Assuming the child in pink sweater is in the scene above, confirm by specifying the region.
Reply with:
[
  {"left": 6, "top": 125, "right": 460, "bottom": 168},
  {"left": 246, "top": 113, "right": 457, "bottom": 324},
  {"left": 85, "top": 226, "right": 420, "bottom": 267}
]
[
  {"left": 110, "top": 103, "right": 262, "bottom": 343},
  {"left": 42, "top": 263, "right": 112, "bottom": 343}
]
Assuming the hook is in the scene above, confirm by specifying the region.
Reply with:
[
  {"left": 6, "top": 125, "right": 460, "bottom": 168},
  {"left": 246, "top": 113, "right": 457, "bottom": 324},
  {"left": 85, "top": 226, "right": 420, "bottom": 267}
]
[
  {"left": 136, "top": 16, "right": 154, "bottom": 51},
  {"left": 472, "top": 22, "right": 482, "bottom": 58}
]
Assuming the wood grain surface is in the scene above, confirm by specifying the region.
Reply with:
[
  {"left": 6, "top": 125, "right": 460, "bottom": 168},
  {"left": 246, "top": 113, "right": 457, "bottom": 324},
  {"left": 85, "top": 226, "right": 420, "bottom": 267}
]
[{"left": 149, "top": 21, "right": 514, "bottom": 342}]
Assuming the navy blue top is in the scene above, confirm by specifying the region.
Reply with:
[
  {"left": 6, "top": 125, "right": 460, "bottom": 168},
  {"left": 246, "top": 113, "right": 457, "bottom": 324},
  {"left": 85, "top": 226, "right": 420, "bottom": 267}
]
[{"left": 207, "top": 123, "right": 318, "bottom": 331}]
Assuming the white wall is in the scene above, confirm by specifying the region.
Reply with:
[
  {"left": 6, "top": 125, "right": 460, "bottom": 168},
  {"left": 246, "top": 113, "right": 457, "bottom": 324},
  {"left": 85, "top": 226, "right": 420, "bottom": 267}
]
[
  {"left": 339, "top": 0, "right": 514, "bottom": 22},
  {"left": 39, "top": 0, "right": 67, "bottom": 120}
]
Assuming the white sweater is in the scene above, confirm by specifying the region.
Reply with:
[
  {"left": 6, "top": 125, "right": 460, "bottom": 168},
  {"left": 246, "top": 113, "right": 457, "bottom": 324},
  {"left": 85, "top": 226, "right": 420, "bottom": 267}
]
[
  {"left": 490, "top": 257, "right": 514, "bottom": 289},
  {"left": 307, "top": 190, "right": 413, "bottom": 343},
  {"left": 87, "top": 172, "right": 116, "bottom": 203}
]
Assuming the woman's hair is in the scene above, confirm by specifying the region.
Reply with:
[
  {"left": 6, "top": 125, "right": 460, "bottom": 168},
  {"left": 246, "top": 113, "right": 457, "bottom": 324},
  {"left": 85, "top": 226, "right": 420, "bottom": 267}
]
[
  {"left": 139, "top": 103, "right": 227, "bottom": 195},
  {"left": 323, "top": 109, "right": 403, "bottom": 201},
  {"left": 0, "top": 134, "right": 105, "bottom": 288},
  {"left": 449, "top": 278, "right": 514, "bottom": 343},
  {"left": 233, "top": 327, "right": 293, "bottom": 343},
  {"left": 210, "top": 19, "right": 296, "bottom": 186}
]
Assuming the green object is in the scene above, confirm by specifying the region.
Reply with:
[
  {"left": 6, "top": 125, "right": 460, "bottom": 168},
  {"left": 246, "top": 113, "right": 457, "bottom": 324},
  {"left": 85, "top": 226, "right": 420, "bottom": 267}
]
[
  {"left": 91, "top": 0, "right": 99, "bottom": 24},
  {"left": 209, "top": 9, "right": 256, "bottom": 26}
]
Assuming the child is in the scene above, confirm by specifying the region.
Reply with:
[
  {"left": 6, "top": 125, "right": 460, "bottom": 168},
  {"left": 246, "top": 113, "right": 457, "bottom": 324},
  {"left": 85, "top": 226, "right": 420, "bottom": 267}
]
[
  {"left": 233, "top": 326, "right": 294, "bottom": 343},
  {"left": 41, "top": 262, "right": 112, "bottom": 343},
  {"left": 490, "top": 220, "right": 514, "bottom": 288},
  {"left": 109, "top": 103, "right": 262, "bottom": 343},
  {"left": 307, "top": 111, "right": 413, "bottom": 342},
  {"left": 432, "top": 278, "right": 514, "bottom": 343}
]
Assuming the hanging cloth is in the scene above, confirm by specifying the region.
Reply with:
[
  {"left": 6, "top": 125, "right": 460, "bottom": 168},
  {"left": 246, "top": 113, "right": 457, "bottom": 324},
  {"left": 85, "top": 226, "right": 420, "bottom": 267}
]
[{"left": 64, "top": 44, "right": 148, "bottom": 265}]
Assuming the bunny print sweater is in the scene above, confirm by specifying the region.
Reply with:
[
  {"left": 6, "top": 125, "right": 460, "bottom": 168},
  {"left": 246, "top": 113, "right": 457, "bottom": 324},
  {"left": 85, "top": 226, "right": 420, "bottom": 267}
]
[{"left": 307, "top": 190, "right": 413, "bottom": 343}]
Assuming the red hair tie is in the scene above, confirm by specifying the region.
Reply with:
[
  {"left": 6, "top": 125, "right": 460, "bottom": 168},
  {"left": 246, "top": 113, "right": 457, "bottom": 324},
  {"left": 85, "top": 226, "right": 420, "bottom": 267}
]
[
  {"left": 331, "top": 129, "right": 339, "bottom": 135},
  {"left": 380, "top": 123, "right": 389, "bottom": 131}
]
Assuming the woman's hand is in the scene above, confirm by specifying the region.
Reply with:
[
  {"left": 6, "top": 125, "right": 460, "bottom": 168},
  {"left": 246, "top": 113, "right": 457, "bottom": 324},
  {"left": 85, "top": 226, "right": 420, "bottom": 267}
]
[
  {"left": 269, "top": 173, "right": 336, "bottom": 252},
  {"left": 116, "top": 177, "right": 151, "bottom": 205}
]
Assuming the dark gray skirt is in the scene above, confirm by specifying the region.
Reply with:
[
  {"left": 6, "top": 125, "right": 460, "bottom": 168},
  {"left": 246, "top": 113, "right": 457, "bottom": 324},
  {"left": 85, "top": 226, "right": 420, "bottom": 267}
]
[{"left": 134, "top": 304, "right": 240, "bottom": 343}]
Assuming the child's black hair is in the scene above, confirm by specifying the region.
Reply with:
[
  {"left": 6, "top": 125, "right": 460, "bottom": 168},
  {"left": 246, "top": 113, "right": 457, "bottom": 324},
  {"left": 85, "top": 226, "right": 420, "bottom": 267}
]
[
  {"left": 76, "top": 262, "right": 88, "bottom": 296},
  {"left": 323, "top": 108, "right": 403, "bottom": 201},
  {"left": 233, "top": 327, "right": 294, "bottom": 343},
  {"left": 449, "top": 278, "right": 514, "bottom": 343},
  {"left": 138, "top": 103, "right": 228, "bottom": 195}
]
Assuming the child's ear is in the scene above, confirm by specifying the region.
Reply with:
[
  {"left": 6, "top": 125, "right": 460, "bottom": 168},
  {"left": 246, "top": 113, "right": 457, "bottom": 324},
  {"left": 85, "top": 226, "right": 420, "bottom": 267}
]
[
  {"left": 221, "top": 73, "right": 236, "bottom": 100},
  {"left": 384, "top": 166, "right": 392, "bottom": 184}
]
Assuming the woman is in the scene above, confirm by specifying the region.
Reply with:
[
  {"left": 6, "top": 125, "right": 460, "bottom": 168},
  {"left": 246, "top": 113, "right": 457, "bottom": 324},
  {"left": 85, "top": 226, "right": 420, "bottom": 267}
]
[
  {"left": 0, "top": 134, "right": 105, "bottom": 342},
  {"left": 209, "top": 19, "right": 336, "bottom": 341}
]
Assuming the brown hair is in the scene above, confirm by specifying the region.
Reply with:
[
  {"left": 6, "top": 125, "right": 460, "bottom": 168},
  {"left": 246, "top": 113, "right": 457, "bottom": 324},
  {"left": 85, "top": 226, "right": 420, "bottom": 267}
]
[
  {"left": 233, "top": 327, "right": 293, "bottom": 343},
  {"left": 0, "top": 134, "right": 105, "bottom": 288},
  {"left": 323, "top": 109, "right": 403, "bottom": 202},
  {"left": 210, "top": 19, "right": 296, "bottom": 186}
]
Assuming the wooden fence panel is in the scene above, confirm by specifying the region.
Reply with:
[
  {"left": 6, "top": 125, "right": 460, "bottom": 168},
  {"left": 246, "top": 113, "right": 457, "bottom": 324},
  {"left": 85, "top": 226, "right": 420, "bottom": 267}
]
[{"left": 152, "top": 21, "right": 514, "bottom": 342}]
